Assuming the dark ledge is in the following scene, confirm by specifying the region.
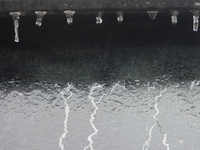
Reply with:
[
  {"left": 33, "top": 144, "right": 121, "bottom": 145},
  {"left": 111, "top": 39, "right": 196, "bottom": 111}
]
[{"left": 1, "top": 0, "right": 200, "bottom": 13}]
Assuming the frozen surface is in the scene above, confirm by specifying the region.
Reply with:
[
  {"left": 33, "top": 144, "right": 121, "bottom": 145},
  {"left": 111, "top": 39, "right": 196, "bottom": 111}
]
[
  {"left": 0, "top": 80, "right": 200, "bottom": 150},
  {"left": 0, "top": 13, "right": 200, "bottom": 150}
]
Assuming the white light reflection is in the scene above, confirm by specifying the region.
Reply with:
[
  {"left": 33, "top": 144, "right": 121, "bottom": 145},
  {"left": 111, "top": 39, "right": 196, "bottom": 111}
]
[
  {"left": 142, "top": 85, "right": 167, "bottom": 150},
  {"left": 163, "top": 134, "right": 170, "bottom": 150},
  {"left": 84, "top": 84, "right": 104, "bottom": 150},
  {"left": 190, "top": 80, "right": 200, "bottom": 91},
  {"left": 59, "top": 84, "right": 73, "bottom": 150}
]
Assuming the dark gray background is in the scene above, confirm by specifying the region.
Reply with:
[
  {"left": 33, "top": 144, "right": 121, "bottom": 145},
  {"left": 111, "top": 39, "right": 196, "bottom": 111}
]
[{"left": 0, "top": 12, "right": 200, "bottom": 86}]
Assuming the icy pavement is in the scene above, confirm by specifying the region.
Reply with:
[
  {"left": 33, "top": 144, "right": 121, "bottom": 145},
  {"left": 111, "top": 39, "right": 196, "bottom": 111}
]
[
  {"left": 0, "top": 79, "right": 200, "bottom": 150},
  {"left": 1, "top": 12, "right": 200, "bottom": 150}
]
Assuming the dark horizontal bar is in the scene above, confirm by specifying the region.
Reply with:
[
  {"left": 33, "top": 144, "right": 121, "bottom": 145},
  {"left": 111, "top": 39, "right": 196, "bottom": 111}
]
[{"left": 0, "top": 0, "right": 200, "bottom": 13}]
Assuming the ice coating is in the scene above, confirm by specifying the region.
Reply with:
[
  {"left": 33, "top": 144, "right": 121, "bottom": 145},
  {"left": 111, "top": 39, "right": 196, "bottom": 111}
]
[
  {"left": 1, "top": 79, "right": 200, "bottom": 149},
  {"left": 117, "top": 11, "right": 123, "bottom": 23},
  {"left": 147, "top": 11, "right": 158, "bottom": 20},
  {"left": 35, "top": 11, "right": 47, "bottom": 27},
  {"left": 96, "top": 11, "right": 103, "bottom": 24},
  {"left": 171, "top": 11, "right": 179, "bottom": 25},
  {"left": 193, "top": 16, "right": 199, "bottom": 32},
  {"left": 192, "top": 10, "right": 199, "bottom": 32},
  {"left": 63, "top": 10, "right": 75, "bottom": 25},
  {"left": 9, "top": 12, "right": 21, "bottom": 42}
]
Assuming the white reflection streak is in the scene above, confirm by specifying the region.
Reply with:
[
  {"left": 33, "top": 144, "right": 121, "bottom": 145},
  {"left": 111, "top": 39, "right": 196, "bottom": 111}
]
[
  {"left": 110, "top": 81, "right": 120, "bottom": 94},
  {"left": 142, "top": 86, "right": 167, "bottom": 150},
  {"left": 190, "top": 80, "right": 196, "bottom": 91},
  {"left": 163, "top": 134, "right": 170, "bottom": 150},
  {"left": 59, "top": 84, "right": 73, "bottom": 150},
  {"left": 84, "top": 84, "right": 104, "bottom": 150},
  {"left": 190, "top": 80, "right": 200, "bottom": 91},
  {"left": 147, "top": 82, "right": 156, "bottom": 91}
]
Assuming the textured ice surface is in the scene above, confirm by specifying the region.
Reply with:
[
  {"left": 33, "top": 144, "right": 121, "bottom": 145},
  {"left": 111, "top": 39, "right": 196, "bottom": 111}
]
[
  {"left": 1, "top": 79, "right": 200, "bottom": 150},
  {"left": 1, "top": 13, "right": 200, "bottom": 150}
]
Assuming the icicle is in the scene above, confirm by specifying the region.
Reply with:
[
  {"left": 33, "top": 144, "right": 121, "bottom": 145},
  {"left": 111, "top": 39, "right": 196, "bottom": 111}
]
[
  {"left": 117, "top": 11, "right": 123, "bottom": 23},
  {"left": 147, "top": 11, "right": 158, "bottom": 20},
  {"left": 96, "top": 11, "right": 103, "bottom": 24},
  {"left": 63, "top": 10, "right": 75, "bottom": 25},
  {"left": 9, "top": 12, "right": 21, "bottom": 42},
  {"left": 35, "top": 11, "right": 47, "bottom": 27},
  {"left": 171, "top": 11, "right": 179, "bottom": 25},
  {"left": 192, "top": 10, "right": 200, "bottom": 32}
]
